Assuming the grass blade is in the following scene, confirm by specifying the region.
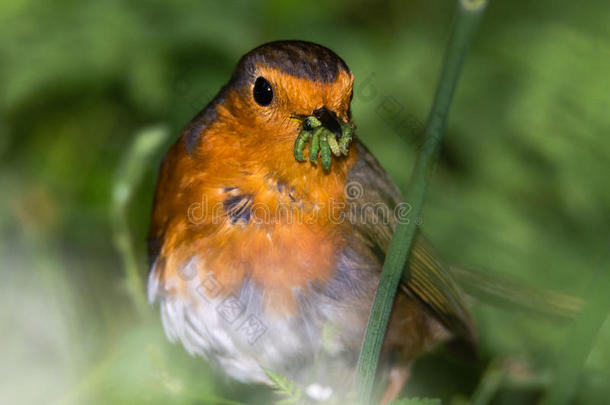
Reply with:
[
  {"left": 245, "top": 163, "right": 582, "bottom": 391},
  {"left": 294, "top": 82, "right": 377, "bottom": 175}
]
[
  {"left": 539, "top": 245, "right": 610, "bottom": 405},
  {"left": 111, "top": 125, "right": 169, "bottom": 316},
  {"left": 354, "top": 1, "right": 488, "bottom": 402}
]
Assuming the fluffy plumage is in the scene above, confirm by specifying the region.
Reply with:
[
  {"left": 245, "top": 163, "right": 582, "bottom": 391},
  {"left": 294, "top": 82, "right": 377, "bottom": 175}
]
[{"left": 148, "top": 40, "right": 475, "bottom": 402}]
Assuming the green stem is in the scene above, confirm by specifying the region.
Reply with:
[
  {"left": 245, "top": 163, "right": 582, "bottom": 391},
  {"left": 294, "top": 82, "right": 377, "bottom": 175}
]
[
  {"left": 354, "top": 1, "right": 488, "bottom": 402},
  {"left": 111, "top": 125, "right": 169, "bottom": 317},
  {"left": 539, "top": 246, "right": 610, "bottom": 405},
  {"left": 470, "top": 359, "right": 506, "bottom": 405}
]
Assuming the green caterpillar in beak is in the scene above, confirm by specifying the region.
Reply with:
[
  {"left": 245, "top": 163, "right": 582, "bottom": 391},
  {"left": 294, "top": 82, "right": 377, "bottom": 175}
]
[{"left": 293, "top": 116, "right": 355, "bottom": 170}]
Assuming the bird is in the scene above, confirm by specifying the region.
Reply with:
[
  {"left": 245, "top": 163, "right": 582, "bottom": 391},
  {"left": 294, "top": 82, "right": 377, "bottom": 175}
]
[{"left": 147, "top": 40, "right": 476, "bottom": 404}]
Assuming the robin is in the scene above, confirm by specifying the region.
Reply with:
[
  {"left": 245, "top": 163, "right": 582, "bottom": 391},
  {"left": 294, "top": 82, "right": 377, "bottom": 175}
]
[{"left": 147, "top": 40, "right": 475, "bottom": 404}]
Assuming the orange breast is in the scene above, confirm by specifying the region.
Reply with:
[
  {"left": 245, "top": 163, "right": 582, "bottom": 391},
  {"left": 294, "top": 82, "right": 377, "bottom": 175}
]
[{"left": 149, "top": 105, "right": 358, "bottom": 314}]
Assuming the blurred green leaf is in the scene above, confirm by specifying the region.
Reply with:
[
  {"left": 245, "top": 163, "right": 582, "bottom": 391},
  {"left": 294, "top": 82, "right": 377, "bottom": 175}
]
[{"left": 263, "top": 368, "right": 304, "bottom": 404}]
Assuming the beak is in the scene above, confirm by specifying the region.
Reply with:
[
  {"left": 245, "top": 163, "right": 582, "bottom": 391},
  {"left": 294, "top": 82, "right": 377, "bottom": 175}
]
[
  {"left": 291, "top": 107, "right": 355, "bottom": 167},
  {"left": 313, "top": 107, "right": 342, "bottom": 139}
]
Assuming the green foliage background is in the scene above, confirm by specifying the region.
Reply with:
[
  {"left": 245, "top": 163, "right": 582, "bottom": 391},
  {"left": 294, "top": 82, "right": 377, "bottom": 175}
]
[{"left": 1, "top": 0, "right": 609, "bottom": 404}]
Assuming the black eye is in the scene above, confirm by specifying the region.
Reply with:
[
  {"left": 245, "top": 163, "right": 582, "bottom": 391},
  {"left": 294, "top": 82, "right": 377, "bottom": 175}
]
[{"left": 253, "top": 77, "right": 273, "bottom": 106}]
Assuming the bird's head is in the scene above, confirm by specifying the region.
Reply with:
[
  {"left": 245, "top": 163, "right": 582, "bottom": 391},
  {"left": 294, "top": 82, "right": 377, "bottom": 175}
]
[{"left": 200, "top": 41, "right": 355, "bottom": 172}]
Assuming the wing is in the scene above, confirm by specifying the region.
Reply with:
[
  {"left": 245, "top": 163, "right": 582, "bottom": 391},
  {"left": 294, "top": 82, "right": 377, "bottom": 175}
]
[{"left": 347, "top": 140, "right": 476, "bottom": 348}]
